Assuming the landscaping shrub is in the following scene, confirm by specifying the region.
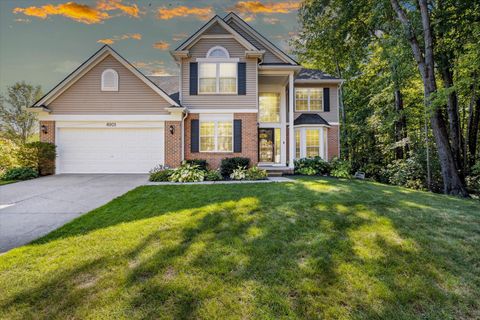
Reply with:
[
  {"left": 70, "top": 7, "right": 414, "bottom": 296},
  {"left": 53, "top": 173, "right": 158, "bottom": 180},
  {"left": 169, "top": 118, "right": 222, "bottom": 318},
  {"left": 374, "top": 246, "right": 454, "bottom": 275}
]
[
  {"left": 0, "top": 138, "right": 20, "bottom": 174},
  {"left": 169, "top": 162, "right": 205, "bottom": 182},
  {"left": 220, "top": 157, "right": 250, "bottom": 177},
  {"left": 294, "top": 157, "right": 331, "bottom": 175},
  {"left": 18, "top": 142, "right": 56, "bottom": 176},
  {"left": 246, "top": 166, "right": 268, "bottom": 180},
  {"left": 230, "top": 166, "right": 247, "bottom": 180},
  {"left": 185, "top": 159, "right": 208, "bottom": 171},
  {"left": 466, "top": 161, "right": 480, "bottom": 194},
  {"left": 149, "top": 169, "right": 173, "bottom": 182},
  {"left": 381, "top": 157, "right": 425, "bottom": 190},
  {"left": 3, "top": 167, "right": 38, "bottom": 181},
  {"left": 205, "top": 169, "right": 222, "bottom": 181},
  {"left": 330, "top": 157, "right": 351, "bottom": 178}
]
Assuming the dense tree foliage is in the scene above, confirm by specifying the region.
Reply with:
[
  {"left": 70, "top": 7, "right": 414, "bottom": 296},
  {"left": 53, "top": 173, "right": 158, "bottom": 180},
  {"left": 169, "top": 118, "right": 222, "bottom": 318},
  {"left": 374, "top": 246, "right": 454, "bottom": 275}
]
[{"left": 294, "top": 0, "right": 480, "bottom": 196}]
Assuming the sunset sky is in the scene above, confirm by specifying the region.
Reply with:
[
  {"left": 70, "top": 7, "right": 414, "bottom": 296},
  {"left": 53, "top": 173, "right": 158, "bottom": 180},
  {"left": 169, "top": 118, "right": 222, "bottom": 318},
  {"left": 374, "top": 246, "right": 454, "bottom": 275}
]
[{"left": 0, "top": 0, "right": 301, "bottom": 94}]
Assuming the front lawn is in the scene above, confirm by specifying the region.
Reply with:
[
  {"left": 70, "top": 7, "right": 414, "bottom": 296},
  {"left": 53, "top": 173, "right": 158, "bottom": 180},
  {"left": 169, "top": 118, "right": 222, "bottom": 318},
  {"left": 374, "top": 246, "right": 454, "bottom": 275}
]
[
  {"left": 0, "top": 180, "right": 16, "bottom": 186},
  {"left": 1, "top": 177, "right": 479, "bottom": 319}
]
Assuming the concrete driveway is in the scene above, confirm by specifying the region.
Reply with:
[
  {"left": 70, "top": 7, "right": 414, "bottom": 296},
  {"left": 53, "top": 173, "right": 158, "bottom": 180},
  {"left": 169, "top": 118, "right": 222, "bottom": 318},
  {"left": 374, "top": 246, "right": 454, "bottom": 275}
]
[{"left": 0, "top": 174, "right": 148, "bottom": 253}]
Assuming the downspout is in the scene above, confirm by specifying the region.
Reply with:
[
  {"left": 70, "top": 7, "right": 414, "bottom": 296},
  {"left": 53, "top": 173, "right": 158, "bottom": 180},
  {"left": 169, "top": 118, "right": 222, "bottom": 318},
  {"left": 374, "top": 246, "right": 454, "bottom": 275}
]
[{"left": 181, "top": 109, "right": 189, "bottom": 162}]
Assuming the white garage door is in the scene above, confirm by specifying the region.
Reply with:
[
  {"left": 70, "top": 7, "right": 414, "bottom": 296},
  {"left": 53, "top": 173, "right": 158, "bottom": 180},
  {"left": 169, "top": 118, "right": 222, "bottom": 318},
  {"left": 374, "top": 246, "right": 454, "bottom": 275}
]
[{"left": 57, "top": 127, "right": 164, "bottom": 173}]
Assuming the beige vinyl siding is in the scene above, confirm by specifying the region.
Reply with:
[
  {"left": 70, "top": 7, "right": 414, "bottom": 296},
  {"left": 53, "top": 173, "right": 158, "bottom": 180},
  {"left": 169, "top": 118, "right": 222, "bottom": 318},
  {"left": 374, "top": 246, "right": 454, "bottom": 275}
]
[
  {"left": 294, "top": 84, "right": 339, "bottom": 123},
  {"left": 48, "top": 55, "right": 171, "bottom": 115},
  {"left": 227, "top": 20, "right": 284, "bottom": 64},
  {"left": 181, "top": 38, "right": 257, "bottom": 109},
  {"left": 204, "top": 22, "right": 230, "bottom": 35}
]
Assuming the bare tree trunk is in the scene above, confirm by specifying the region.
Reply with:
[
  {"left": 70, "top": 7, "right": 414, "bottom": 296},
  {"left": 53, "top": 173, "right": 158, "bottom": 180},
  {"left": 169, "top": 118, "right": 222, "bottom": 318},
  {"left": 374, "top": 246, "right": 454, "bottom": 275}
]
[
  {"left": 335, "top": 59, "right": 348, "bottom": 160},
  {"left": 467, "top": 85, "right": 480, "bottom": 166},
  {"left": 390, "top": 0, "right": 468, "bottom": 196},
  {"left": 439, "top": 57, "right": 464, "bottom": 178}
]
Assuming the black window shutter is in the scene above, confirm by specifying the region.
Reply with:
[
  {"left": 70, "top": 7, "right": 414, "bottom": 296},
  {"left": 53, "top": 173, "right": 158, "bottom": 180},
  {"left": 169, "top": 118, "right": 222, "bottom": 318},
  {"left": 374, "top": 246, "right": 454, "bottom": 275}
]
[
  {"left": 234, "top": 119, "right": 242, "bottom": 152},
  {"left": 237, "top": 63, "right": 246, "bottom": 95},
  {"left": 323, "top": 87, "right": 330, "bottom": 112},
  {"left": 190, "top": 62, "right": 198, "bottom": 95},
  {"left": 191, "top": 119, "right": 199, "bottom": 152}
]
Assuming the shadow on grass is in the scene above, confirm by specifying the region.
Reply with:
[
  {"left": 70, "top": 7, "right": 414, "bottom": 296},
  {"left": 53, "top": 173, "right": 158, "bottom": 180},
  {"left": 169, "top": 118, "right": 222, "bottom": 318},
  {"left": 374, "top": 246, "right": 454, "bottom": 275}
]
[{"left": 2, "top": 177, "right": 480, "bottom": 319}]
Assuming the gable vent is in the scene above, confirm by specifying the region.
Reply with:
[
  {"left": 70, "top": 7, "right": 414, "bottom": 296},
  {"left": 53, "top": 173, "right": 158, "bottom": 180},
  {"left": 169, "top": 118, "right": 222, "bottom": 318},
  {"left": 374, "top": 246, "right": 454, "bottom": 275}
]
[{"left": 101, "top": 69, "right": 118, "bottom": 91}]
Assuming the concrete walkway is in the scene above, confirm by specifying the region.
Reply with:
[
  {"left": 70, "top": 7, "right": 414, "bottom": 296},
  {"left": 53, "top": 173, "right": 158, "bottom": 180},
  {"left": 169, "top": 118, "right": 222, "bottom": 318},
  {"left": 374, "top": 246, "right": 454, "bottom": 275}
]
[{"left": 0, "top": 174, "right": 148, "bottom": 253}]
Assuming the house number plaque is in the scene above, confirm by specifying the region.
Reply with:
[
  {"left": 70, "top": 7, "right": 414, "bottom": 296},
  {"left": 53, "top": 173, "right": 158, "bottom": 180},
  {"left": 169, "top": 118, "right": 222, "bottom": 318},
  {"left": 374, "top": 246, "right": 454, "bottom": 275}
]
[{"left": 106, "top": 122, "right": 117, "bottom": 127}]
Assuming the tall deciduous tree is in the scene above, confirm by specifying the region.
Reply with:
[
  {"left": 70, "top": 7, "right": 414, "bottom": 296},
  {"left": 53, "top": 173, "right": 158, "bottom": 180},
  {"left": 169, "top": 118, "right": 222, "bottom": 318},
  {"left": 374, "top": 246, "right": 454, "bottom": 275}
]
[{"left": 0, "top": 82, "right": 42, "bottom": 144}]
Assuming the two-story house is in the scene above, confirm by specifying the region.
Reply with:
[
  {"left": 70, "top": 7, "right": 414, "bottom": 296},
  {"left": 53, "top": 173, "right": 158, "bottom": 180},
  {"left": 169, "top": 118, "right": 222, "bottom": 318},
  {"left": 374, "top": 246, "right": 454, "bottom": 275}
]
[{"left": 31, "top": 13, "right": 342, "bottom": 174}]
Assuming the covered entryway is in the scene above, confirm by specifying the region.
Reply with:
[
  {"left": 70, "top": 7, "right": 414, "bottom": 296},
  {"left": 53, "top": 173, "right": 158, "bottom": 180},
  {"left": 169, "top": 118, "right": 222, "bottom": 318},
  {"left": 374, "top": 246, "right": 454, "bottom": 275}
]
[{"left": 57, "top": 123, "right": 164, "bottom": 173}]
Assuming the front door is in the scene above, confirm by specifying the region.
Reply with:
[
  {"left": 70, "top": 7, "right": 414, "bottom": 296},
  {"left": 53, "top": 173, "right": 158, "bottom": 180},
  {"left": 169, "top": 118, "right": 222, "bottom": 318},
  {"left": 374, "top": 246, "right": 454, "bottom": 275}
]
[{"left": 259, "top": 128, "right": 275, "bottom": 162}]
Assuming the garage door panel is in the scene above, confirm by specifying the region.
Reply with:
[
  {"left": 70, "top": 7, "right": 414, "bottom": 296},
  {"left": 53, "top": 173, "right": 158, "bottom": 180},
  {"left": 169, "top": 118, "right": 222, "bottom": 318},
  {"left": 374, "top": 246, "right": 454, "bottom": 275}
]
[{"left": 57, "top": 127, "right": 164, "bottom": 173}]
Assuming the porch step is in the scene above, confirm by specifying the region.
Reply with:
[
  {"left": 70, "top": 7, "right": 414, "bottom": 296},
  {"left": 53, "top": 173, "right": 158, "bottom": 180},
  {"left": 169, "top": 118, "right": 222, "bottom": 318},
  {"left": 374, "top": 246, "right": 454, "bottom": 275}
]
[{"left": 259, "top": 166, "right": 294, "bottom": 177}]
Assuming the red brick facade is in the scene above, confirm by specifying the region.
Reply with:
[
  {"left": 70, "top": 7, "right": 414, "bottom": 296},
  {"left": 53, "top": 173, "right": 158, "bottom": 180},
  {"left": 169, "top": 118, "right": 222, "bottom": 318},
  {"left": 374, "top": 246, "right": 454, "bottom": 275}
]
[
  {"left": 39, "top": 121, "right": 55, "bottom": 143},
  {"left": 164, "top": 121, "right": 182, "bottom": 168},
  {"left": 327, "top": 125, "right": 340, "bottom": 160},
  {"left": 184, "top": 113, "right": 258, "bottom": 169}
]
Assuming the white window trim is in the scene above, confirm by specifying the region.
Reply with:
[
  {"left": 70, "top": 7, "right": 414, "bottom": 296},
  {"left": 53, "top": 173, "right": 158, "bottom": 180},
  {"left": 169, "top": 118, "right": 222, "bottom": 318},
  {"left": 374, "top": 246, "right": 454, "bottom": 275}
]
[
  {"left": 295, "top": 88, "right": 324, "bottom": 112},
  {"left": 101, "top": 69, "right": 118, "bottom": 92},
  {"left": 197, "top": 61, "right": 238, "bottom": 95},
  {"left": 199, "top": 114, "right": 234, "bottom": 153},
  {"left": 206, "top": 46, "right": 230, "bottom": 58},
  {"left": 294, "top": 127, "right": 328, "bottom": 160}
]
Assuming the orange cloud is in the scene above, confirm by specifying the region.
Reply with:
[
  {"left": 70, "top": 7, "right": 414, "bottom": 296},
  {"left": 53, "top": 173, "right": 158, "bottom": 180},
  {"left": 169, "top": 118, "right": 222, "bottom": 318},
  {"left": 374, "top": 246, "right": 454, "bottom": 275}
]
[
  {"left": 97, "top": 33, "right": 142, "bottom": 44},
  {"left": 157, "top": 6, "right": 213, "bottom": 20},
  {"left": 234, "top": 1, "right": 300, "bottom": 15},
  {"left": 152, "top": 41, "right": 170, "bottom": 51},
  {"left": 13, "top": 0, "right": 139, "bottom": 24}
]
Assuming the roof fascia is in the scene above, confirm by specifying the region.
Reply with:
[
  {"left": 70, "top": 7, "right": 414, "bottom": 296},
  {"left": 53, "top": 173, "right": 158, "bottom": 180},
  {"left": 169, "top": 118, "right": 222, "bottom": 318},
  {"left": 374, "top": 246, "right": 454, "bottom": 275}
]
[
  {"left": 224, "top": 12, "right": 298, "bottom": 65},
  {"left": 175, "top": 15, "right": 258, "bottom": 52}
]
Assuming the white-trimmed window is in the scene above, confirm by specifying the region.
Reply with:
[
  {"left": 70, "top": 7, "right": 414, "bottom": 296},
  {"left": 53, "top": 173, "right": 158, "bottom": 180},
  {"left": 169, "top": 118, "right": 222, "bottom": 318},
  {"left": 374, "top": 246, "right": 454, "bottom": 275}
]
[
  {"left": 199, "top": 114, "right": 233, "bottom": 152},
  {"left": 295, "top": 127, "right": 328, "bottom": 160},
  {"left": 259, "top": 92, "right": 280, "bottom": 123},
  {"left": 101, "top": 69, "right": 118, "bottom": 91},
  {"left": 295, "top": 88, "right": 323, "bottom": 111},
  {"left": 198, "top": 46, "right": 237, "bottom": 94}
]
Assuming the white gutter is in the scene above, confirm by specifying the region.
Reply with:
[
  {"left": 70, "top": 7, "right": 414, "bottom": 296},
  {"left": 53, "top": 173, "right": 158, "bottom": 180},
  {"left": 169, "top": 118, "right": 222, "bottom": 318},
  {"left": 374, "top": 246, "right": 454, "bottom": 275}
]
[{"left": 181, "top": 109, "right": 189, "bottom": 162}]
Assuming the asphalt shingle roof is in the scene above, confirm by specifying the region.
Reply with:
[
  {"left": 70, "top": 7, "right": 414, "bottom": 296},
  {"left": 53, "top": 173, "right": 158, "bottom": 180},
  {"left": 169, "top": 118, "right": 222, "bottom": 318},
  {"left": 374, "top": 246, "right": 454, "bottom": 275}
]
[
  {"left": 295, "top": 68, "right": 339, "bottom": 80},
  {"left": 294, "top": 113, "right": 330, "bottom": 126},
  {"left": 148, "top": 75, "right": 180, "bottom": 104}
]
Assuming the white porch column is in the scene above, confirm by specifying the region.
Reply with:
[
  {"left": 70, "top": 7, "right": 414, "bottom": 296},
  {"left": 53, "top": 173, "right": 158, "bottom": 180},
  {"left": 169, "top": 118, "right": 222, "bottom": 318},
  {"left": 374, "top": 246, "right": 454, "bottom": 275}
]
[
  {"left": 288, "top": 72, "right": 295, "bottom": 168},
  {"left": 320, "top": 127, "right": 325, "bottom": 160}
]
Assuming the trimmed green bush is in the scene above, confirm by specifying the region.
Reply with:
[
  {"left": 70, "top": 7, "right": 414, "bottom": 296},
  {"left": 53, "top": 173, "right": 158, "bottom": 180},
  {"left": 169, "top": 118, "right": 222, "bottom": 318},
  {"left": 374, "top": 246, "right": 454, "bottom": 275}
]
[
  {"left": 205, "top": 169, "right": 222, "bottom": 181},
  {"left": 185, "top": 159, "right": 208, "bottom": 171},
  {"left": 220, "top": 157, "right": 250, "bottom": 177},
  {"left": 294, "top": 157, "right": 331, "bottom": 175},
  {"left": 3, "top": 167, "right": 38, "bottom": 181},
  {"left": 18, "top": 142, "right": 56, "bottom": 176},
  {"left": 246, "top": 166, "right": 268, "bottom": 180},
  {"left": 149, "top": 169, "right": 173, "bottom": 182}
]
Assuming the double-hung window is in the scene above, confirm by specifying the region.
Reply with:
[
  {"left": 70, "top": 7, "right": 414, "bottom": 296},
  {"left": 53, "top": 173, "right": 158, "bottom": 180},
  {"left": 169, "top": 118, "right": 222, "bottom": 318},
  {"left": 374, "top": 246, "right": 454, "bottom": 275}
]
[
  {"left": 295, "top": 127, "right": 328, "bottom": 160},
  {"left": 259, "top": 92, "right": 280, "bottom": 123},
  {"left": 199, "top": 114, "right": 233, "bottom": 152},
  {"left": 295, "top": 88, "right": 323, "bottom": 111},
  {"left": 199, "top": 63, "right": 237, "bottom": 94}
]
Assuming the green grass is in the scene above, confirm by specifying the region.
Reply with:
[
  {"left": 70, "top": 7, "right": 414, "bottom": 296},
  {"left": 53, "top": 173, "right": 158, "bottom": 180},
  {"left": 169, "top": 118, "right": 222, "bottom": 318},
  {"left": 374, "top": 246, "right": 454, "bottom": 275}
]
[
  {"left": 1, "top": 177, "right": 479, "bottom": 319},
  {"left": 0, "top": 180, "right": 17, "bottom": 186}
]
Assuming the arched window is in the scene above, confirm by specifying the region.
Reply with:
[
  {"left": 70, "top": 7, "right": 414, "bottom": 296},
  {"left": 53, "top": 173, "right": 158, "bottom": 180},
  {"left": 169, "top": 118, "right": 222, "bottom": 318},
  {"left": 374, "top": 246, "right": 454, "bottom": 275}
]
[
  {"left": 206, "top": 46, "right": 229, "bottom": 58},
  {"left": 101, "top": 69, "right": 118, "bottom": 91}
]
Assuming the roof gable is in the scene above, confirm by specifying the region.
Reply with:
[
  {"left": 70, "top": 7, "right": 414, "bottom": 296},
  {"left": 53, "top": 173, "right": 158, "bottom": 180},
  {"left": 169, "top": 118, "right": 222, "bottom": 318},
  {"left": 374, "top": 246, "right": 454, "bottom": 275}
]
[
  {"left": 175, "top": 15, "right": 258, "bottom": 52},
  {"left": 223, "top": 12, "right": 298, "bottom": 65},
  {"left": 34, "top": 45, "right": 179, "bottom": 107}
]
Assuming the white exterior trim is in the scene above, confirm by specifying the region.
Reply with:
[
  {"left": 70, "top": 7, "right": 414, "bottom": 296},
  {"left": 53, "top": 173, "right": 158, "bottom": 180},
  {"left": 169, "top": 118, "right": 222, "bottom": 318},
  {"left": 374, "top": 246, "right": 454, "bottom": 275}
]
[
  {"left": 295, "top": 79, "right": 343, "bottom": 84},
  {"left": 188, "top": 109, "right": 257, "bottom": 114},
  {"left": 38, "top": 114, "right": 182, "bottom": 121},
  {"left": 294, "top": 124, "right": 331, "bottom": 129},
  {"left": 288, "top": 72, "right": 295, "bottom": 168},
  {"left": 101, "top": 69, "right": 118, "bottom": 91},
  {"left": 206, "top": 46, "right": 230, "bottom": 58},
  {"left": 35, "top": 46, "right": 180, "bottom": 107},
  {"left": 55, "top": 121, "right": 165, "bottom": 128},
  {"left": 175, "top": 16, "right": 258, "bottom": 52}
]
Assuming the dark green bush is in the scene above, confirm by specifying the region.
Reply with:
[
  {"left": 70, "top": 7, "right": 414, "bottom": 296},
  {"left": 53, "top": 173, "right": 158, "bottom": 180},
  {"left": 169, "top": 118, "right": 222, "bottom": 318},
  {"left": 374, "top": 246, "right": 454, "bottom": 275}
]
[
  {"left": 330, "top": 157, "right": 351, "bottom": 178},
  {"left": 18, "top": 142, "right": 56, "bottom": 176},
  {"left": 381, "top": 157, "right": 425, "bottom": 190},
  {"left": 220, "top": 157, "right": 250, "bottom": 177},
  {"left": 3, "top": 167, "right": 38, "bottom": 181},
  {"left": 294, "top": 157, "right": 331, "bottom": 175},
  {"left": 149, "top": 169, "right": 173, "bottom": 182},
  {"left": 185, "top": 159, "right": 208, "bottom": 171}
]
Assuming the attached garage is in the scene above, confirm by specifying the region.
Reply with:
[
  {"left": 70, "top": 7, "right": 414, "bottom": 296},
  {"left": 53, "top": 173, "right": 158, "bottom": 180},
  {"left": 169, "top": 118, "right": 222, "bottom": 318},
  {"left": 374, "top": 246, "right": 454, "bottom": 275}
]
[{"left": 56, "top": 122, "right": 164, "bottom": 174}]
